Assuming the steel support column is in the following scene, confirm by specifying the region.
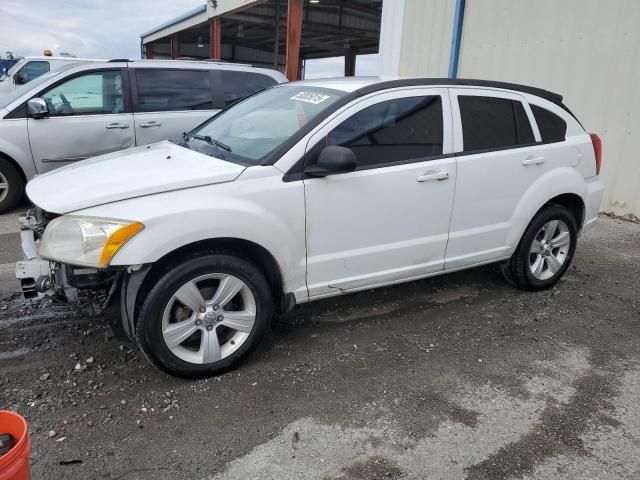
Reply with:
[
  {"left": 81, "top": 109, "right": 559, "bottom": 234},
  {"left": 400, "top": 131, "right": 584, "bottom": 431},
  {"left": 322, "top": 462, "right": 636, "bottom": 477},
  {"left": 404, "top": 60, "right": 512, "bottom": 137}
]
[
  {"left": 171, "top": 33, "right": 180, "bottom": 59},
  {"left": 210, "top": 17, "right": 222, "bottom": 60},
  {"left": 285, "top": 0, "right": 303, "bottom": 81}
]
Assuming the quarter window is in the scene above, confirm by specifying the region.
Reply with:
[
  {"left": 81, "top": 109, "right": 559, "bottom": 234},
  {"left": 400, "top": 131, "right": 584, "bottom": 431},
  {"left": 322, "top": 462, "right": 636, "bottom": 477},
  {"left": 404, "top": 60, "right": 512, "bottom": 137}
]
[
  {"left": 459, "top": 96, "right": 534, "bottom": 152},
  {"left": 17, "top": 61, "right": 50, "bottom": 83},
  {"left": 531, "top": 105, "right": 567, "bottom": 143},
  {"left": 42, "top": 70, "right": 126, "bottom": 116},
  {"left": 327, "top": 95, "right": 444, "bottom": 169},
  {"left": 135, "top": 69, "right": 212, "bottom": 112},
  {"left": 220, "top": 71, "right": 277, "bottom": 107}
]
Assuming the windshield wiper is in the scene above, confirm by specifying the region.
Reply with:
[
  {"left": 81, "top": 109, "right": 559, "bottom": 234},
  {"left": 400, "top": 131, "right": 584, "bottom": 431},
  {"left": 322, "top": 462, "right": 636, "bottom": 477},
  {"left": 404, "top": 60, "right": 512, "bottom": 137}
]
[{"left": 192, "top": 134, "right": 232, "bottom": 152}]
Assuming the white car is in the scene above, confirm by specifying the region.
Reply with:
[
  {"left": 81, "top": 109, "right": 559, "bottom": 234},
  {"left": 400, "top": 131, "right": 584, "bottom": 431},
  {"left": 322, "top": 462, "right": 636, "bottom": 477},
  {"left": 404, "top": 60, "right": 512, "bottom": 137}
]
[
  {"left": 0, "top": 59, "right": 286, "bottom": 213},
  {"left": 17, "top": 77, "right": 604, "bottom": 378},
  {"left": 0, "top": 56, "right": 103, "bottom": 96}
]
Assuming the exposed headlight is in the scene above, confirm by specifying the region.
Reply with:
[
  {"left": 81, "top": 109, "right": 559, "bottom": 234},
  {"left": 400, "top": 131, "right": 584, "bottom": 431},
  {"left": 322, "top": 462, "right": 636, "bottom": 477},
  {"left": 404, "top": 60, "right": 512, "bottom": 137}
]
[{"left": 39, "top": 216, "right": 144, "bottom": 267}]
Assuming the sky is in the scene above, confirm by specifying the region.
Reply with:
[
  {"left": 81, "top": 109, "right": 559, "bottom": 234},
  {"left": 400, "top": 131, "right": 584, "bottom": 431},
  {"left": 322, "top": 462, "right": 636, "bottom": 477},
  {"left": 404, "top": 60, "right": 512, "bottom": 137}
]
[{"left": 0, "top": 0, "right": 379, "bottom": 77}]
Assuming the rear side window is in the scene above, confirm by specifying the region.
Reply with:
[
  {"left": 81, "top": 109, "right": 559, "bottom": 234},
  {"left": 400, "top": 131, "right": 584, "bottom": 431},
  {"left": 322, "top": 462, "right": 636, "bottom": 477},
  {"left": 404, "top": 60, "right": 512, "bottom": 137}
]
[
  {"left": 459, "top": 96, "right": 534, "bottom": 152},
  {"left": 18, "top": 61, "right": 50, "bottom": 83},
  {"left": 220, "top": 70, "right": 277, "bottom": 107},
  {"left": 327, "top": 95, "right": 443, "bottom": 168},
  {"left": 135, "top": 69, "right": 213, "bottom": 112},
  {"left": 531, "top": 105, "right": 567, "bottom": 143}
]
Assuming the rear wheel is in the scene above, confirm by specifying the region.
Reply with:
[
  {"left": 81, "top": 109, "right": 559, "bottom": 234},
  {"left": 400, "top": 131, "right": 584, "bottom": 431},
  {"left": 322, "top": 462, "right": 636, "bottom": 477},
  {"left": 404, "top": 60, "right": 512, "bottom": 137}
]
[
  {"left": 502, "top": 205, "right": 577, "bottom": 290},
  {"left": 135, "top": 253, "right": 273, "bottom": 378},
  {"left": 0, "top": 157, "right": 24, "bottom": 214}
]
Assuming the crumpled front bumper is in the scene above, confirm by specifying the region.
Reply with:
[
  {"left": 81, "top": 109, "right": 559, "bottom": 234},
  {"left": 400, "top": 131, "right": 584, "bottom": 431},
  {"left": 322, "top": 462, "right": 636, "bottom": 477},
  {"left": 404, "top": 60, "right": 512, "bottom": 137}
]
[{"left": 15, "top": 214, "right": 54, "bottom": 298}]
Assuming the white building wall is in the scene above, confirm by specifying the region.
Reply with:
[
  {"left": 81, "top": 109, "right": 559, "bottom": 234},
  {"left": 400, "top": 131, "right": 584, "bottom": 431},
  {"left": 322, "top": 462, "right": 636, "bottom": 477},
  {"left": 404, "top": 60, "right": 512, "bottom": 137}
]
[
  {"left": 457, "top": 0, "right": 640, "bottom": 218},
  {"left": 399, "top": 0, "right": 455, "bottom": 77}
]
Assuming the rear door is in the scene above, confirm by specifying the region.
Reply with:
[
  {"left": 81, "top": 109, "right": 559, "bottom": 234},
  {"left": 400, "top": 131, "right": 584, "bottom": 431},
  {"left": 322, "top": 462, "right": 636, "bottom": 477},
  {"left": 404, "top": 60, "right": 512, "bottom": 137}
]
[
  {"left": 445, "top": 88, "right": 549, "bottom": 269},
  {"left": 28, "top": 68, "right": 134, "bottom": 173},
  {"left": 132, "top": 68, "right": 218, "bottom": 145},
  {"left": 219, "top": 69, "right": 279, "bottom": 108}
]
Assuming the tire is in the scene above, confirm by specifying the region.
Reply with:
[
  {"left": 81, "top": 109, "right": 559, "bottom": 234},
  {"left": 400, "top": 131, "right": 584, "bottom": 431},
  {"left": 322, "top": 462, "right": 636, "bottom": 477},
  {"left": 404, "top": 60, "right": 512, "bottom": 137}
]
[
  {"left": 135, "top": 251, "right": 273, "bottom": 379},
  {"left": 0, "top": 157, "right": 24, "bottom": 214},
  {"left": 502, "top": 204, "right": 578, "bottom": 291}
]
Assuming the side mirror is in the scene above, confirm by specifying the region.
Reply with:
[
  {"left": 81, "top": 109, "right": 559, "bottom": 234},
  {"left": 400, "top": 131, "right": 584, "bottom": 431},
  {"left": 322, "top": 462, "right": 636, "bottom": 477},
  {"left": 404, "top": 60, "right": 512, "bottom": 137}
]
[
  {"left": 13, "top": 73, "right": 25, "bottom": 85},
  {"left": 305, "top": 146, "right": 357, "bottom": 178},
  {"left": 27, "top": 98, "right": 49, "bottom": 118}
]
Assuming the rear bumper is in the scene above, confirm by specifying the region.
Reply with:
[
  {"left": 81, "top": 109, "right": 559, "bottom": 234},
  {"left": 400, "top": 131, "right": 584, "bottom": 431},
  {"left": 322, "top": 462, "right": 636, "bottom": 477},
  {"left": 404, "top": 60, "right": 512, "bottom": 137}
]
[{"left": 582, "top": 177, "right": 605, "bottom": 234}]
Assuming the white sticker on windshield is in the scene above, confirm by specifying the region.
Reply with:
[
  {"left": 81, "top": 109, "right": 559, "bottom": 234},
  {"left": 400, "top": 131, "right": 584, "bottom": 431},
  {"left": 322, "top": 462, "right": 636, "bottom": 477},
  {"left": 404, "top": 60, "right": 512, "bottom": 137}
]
[{"left": 290, "top": 92, "right": 331, "bottom": 105}]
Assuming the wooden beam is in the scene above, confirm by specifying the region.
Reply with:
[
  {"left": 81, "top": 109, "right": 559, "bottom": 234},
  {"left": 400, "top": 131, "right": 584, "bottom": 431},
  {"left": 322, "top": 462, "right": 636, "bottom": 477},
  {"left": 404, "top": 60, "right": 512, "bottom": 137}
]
[
  {"left": 273, "top": 1, "right": 281, "bottom": 69},
  {"left": 285, "top": 0, "right": 303, "bottom": 81},
  {"left": 170, "top": 33, "right": 179, "bottom": 59},
  {"left": 210, "top": 17, "right": 222, "bottom": 60}
]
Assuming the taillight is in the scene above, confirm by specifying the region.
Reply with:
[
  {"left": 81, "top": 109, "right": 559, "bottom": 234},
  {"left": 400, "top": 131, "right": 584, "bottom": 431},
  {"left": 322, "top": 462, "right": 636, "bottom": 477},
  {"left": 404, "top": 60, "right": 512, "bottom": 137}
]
[{"left": 590, "top": 133, "right": 602, "bottom": 175}]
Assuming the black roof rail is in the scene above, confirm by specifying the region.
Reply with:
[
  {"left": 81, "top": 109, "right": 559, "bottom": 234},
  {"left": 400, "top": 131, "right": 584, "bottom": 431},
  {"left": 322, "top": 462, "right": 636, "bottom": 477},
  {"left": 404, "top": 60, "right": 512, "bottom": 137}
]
[{"left": 108, "top": 59, "right": 131, "bottom": 62}]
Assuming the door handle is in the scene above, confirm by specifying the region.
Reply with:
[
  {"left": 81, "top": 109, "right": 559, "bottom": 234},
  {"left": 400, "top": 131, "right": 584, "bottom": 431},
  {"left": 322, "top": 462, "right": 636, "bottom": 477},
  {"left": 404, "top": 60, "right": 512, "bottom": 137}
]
[
  {"left": 417, "top": 170, "right": 449, "bottom": 182},
  {"left": 522, "top": 156, "right": 545, "bottom": 166},
  {"left": 106, "top": 123, "right": 129, "bottom": 130},
  {"left": 139, "top": 121, "right": 162, "bottom": 128}
]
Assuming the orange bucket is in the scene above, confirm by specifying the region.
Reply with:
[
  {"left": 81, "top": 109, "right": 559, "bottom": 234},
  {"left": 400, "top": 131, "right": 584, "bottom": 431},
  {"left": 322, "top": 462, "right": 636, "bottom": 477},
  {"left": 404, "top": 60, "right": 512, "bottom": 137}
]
[{"left": 0, "top": 411, "right": 31, "bottom": 480}]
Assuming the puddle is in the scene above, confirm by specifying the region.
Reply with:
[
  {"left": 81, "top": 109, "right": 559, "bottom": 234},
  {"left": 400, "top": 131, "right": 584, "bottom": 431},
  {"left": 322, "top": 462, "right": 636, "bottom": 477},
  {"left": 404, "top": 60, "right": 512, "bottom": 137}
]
[{"left": 0, "top": 347, "right": 32, "bottom": 360}]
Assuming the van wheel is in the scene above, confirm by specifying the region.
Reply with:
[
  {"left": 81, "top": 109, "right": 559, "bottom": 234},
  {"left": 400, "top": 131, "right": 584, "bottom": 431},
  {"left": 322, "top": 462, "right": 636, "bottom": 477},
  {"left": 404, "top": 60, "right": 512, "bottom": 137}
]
[
  {"left": 135, "top": 252, "right": 273, "bottom": 379},
  {"left": 502, "top": 205, "right": 577, "bottom": 290},
  {"left": 0, "top": 157, "right": 24, "bottom": 214}
]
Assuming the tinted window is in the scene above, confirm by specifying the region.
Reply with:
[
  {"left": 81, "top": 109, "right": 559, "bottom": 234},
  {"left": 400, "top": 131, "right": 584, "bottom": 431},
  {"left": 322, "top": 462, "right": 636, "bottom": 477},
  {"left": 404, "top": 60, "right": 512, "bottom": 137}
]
[
  {"left": 531, "top": 105, "right": 567, "bottom": 143},
  {"left": 221, "top": 70, "right": 277, "bottom": 107},
  {"left": 43, "top": 71, "right": 126, "bottom": 116},
  {"left": 327, "top": 96, "right": 443, "bottom": 169},
  {"left": 136, "top": 69, "right": 212, "bottom": 112},
  {"left": 17, "top": 61, "right": 50, "bottom": 83},
  {"left": 459, "top": 96, "right": 534, "bottom": 152}
]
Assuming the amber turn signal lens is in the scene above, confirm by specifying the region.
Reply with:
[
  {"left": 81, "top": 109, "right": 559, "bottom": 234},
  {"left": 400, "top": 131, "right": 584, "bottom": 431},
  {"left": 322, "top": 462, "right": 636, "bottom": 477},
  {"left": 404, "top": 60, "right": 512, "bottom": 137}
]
[{"left": 99, "top": 222, "right": 144, "bottom": 265}]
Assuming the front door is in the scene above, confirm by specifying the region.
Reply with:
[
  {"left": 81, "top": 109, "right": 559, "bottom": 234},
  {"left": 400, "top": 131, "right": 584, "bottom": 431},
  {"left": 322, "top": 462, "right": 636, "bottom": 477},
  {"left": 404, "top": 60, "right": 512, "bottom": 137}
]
[
  {"left": 28, "top": 69, "right": 134, "bottom": 173},
  {"left": 303, "top": 88, "right": 456, "bottom": 298}
]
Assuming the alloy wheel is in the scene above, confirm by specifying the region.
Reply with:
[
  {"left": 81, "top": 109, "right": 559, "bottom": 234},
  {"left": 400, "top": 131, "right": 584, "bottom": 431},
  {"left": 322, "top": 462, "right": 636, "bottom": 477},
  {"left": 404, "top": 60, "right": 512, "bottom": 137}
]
[
  {"left": 529, "top": 219, "right": 571, "bottom": 281},
  {"left": 161, "top": 273, "right": 256, "bottom": 364},
  {"left": 0, "top": 172, "right": 8, "bottom": 203}
]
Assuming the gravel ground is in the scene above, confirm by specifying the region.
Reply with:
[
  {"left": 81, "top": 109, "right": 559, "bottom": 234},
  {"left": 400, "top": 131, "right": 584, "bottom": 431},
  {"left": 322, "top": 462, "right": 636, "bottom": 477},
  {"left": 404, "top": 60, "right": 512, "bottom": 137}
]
[{"left": 0, "top": 216, "right": 639, "bottom": 480}]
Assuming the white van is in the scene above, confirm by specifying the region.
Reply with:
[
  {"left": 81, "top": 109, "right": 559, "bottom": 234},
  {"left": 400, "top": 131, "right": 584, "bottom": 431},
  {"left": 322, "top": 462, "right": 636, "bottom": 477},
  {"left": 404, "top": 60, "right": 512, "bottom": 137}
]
[{"left": 0, "top": 56, "right": 102, "bottom": 97}]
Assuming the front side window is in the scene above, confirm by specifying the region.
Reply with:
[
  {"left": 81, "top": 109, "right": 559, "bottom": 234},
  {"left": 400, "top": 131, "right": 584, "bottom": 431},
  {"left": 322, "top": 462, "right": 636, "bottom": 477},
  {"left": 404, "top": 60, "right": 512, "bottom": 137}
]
[
  {"left": 135, "top": 69, "right": 212, "bottom": 112},
  {"left": 185, "top": 85, "right": 346, "bottom": 165},
  {"left": 459, "top": 95, "right": 534, "bottom": 152},
  {"left": 17, "top": 61, "right": 50, "bottom": 84},
  {"left": 220, "top": 71, "right": 278, "bottom": 107},
  {"left": 327, "top": 95, "right": 444, "bottom": 169},
  {"left": 531, "top": 105, "right": 567, "bottom": 143},
  {"left": 42, "top": 70, "right": 126, "bottom": 116}
]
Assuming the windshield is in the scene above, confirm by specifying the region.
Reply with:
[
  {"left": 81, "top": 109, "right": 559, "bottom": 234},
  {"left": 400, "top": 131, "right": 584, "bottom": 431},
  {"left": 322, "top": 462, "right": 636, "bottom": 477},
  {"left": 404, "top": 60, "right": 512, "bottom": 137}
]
[
  {"left": 0, "top": 70, "right": 62, "bottom": 110},
  {"left": 184, "top": 85, "right": 347, "bottom": 165}
]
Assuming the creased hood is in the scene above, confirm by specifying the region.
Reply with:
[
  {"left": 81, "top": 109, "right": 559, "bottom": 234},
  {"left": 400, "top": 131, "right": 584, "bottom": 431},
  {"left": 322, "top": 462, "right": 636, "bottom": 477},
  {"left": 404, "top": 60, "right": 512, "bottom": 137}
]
[{"left": 26, "top": 141, "right": 246, "bottom": 213}]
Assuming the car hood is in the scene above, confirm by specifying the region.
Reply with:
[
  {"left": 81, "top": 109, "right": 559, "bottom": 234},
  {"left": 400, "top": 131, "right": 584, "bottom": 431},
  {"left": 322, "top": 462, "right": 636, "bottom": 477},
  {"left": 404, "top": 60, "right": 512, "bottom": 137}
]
[{"left": 26, "top": 141, "right": 246, "bottom": 213}]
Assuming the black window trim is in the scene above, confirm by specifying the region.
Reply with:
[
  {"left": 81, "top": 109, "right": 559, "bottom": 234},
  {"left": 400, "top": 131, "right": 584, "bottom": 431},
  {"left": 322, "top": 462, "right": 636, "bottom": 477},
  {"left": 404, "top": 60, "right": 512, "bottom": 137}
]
[
  {"left": 5, "top": 67, "right": 132, "bottom": 119},
  {"left": 130, "top": 67, "right": 218, "bottom": 113}
]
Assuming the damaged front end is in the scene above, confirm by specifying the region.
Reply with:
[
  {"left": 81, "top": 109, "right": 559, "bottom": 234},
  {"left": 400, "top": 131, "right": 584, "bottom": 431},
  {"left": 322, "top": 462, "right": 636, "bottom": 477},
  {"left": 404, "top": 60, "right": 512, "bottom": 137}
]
[{"left": 15, "top": 208, "right": 122, "bottom": 312}]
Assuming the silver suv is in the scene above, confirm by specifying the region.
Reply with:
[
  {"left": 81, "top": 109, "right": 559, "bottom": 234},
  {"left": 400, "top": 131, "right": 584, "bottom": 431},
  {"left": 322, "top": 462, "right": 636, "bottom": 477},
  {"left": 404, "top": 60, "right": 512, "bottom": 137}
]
[{"left": 0, "top": 60, "right": 287, "bottom": 212}]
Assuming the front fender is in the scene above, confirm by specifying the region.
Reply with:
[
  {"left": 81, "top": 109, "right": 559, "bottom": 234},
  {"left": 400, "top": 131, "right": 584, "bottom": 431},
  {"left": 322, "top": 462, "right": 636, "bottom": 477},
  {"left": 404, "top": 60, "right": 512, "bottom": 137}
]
[
  {"left": 506, "top": 167, "right": 588, "bottom": 249},
  {"left": 0, "top": 118, "right": 37, "bottom": 179}
]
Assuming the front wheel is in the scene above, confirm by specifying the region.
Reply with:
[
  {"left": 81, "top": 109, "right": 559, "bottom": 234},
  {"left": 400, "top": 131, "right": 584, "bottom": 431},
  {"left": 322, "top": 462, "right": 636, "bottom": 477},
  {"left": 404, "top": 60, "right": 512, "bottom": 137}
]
[
  {"left": 0, "top": 157, "right": 24, "bottom": 214},
  {"left": 502, "top": 205, "right": 578, "bottom": 290},
  {"left": 135, "top": 253, "right": 273, "bottom": 378}
]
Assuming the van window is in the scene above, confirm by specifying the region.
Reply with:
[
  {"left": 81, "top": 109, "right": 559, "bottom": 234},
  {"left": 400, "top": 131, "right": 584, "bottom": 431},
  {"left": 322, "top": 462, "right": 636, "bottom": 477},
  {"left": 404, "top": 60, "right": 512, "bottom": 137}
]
[
  {"left": 459, "top": 96, "right": 534, "bottom": 152},
  {"left": 531, "top": 105, "right": 567, "bottom": 143},
  {"left": 220, "top": 71, "right": 277, "bottom": 107},
  {"left": 327, "top": 95, "right": 444, "bottom": 169},
  {"left": 17, "top": 61, "right": 50, "bottom": 83},
  {"left": 42, "top": 70, "right": 126, "bottom": 116},
  {"left": 135, "top": 69, "right": 213, "bottom": 112}
]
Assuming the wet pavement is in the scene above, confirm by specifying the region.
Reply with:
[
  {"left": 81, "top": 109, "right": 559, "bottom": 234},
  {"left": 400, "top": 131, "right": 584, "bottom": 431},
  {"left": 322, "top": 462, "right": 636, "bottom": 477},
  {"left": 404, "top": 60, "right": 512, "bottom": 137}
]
[{"left": 0, "top": 215, "right": 639, "bottom": 479}]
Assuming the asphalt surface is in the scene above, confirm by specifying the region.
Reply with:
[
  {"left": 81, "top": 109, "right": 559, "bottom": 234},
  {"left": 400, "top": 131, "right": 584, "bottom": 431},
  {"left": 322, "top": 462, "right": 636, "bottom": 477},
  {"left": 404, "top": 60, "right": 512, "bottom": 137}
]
[{"left": 0, "top": 215, "right": 639, "bottom": 480}]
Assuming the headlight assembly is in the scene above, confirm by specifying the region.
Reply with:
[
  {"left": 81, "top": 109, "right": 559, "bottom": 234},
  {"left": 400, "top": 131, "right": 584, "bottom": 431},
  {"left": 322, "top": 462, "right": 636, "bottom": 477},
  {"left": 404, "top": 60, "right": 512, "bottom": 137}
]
[{"left": 39, "top": 216, "right": 144, "bottom": 267}]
